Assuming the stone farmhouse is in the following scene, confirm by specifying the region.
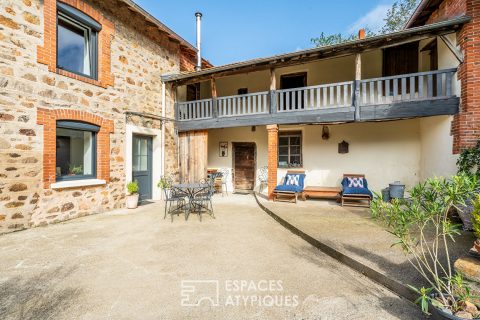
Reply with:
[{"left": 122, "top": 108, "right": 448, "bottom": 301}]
[{"left": 0, "top": 0, "right": 479, "bottom": 233}]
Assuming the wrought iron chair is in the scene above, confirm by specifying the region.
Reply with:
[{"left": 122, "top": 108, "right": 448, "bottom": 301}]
[
  {"left": 190, "top": 178, "right": 215, "bottom": 221},
  {"left": 218, "top": 168, "right": 229, "bottom": 196},
  {"left": 258, "top": 166, "right": 268, "bottom": 194},
  {"left": 163, "top": 186, "right": 187, "bottom": 222}
]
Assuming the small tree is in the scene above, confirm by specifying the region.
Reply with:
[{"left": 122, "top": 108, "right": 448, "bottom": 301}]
[
  {"left": 371, "top": 174, "right": 478, "bottom": 316},
  {"left": 311, "top": 0, "right": 419, "bottom": 47}
]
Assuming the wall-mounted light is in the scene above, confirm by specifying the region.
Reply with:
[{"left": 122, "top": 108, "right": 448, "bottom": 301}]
[{"left": 322, "top": 126, "right": 330, "bottom": 140}]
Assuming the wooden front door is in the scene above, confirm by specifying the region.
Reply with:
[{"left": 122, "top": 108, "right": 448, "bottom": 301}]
[{"left": 233, "top": 143, "right": 256, "bottom": 191}]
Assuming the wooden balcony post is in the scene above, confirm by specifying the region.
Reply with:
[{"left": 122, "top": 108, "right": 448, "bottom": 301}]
[
  {"left": 211, "top": 77, "right": 218, "bottom": 118},
  {"left": 267, "top": 124, "right": 279, "bottom": 200},
  {"left": 354, "top": 53, "right": 361, "bottom": 120},
  {"left": 269, "top": 68, "right": 277, "bottom": 114}
]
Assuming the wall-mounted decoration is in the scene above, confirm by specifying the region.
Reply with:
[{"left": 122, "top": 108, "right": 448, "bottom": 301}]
[
  {"left": 219, "top": 142, "right": 228, "bottom": 157},
  {"left": 338, "top": 140, "right": 349, "bottom": 154},
  {"left": 322, "top": 126, "right": 330, "bottom": 140}
]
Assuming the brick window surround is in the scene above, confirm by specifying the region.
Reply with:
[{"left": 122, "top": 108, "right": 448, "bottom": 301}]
[
  {"left": 37, "top": 0, "right": 114, "bottom": 88},
  {"left": 37, "top": 108, "right": 114, "bottom": 189}
]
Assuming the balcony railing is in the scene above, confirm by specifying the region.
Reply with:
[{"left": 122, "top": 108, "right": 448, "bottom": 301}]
[
  {"left": 217, "top": 91, "right": 270, "bottom": 117},
  {"left": 175, "top": 68, "right": 458, "bottom": 130}
]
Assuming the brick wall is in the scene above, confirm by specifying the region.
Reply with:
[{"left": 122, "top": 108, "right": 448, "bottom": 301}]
[
  {"left": 0, "top": 0, "right": 181, "bottom": 232},
  {"left": 425, "top": 0, "right": 479, "bottom": 153}
]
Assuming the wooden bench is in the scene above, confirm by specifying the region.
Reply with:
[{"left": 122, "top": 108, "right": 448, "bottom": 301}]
[{"left": 302, "top": 186, "right": 341, "bottom": 200}]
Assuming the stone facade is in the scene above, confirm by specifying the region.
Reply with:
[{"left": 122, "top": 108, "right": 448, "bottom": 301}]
[{"left": 0, "top": 0, "right": 194, "bottom": 233}]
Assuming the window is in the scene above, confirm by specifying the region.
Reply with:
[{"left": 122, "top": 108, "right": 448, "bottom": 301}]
[
  {"left": 278, "top": 131, "right": 302, "bottom": 168},
  {"left": 56, "top": 2, "right": 101, "bottom": 79},
  {"left": 56, "top": 121, "right": 99, "bottom": 181}
]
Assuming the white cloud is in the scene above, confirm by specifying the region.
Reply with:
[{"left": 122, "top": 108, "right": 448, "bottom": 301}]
[{"left": 347, "top": 4, "right": 390, "bottom": 34}]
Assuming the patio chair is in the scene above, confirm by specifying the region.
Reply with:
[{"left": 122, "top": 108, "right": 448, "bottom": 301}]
[
  {"left": 340, "top": 174, "right": 373, "bottom": 208},
  {"left": 190, "top": 179, "right": 215, "bottom": 221},
  {"left": 258, "top": 166, "right": 268, "bottom": 194},
  {"left": 218, "top": 168, "right": 229, "bottom": 196},
  {"left": 163, "top": 187, "right": 187, "bottom": 222},
  {"left": 272, "top": 170, "right": 306, "bottom": 203}
]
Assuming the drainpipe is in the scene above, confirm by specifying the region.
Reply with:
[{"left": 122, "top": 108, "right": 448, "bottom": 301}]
[
  {"left": 161, "top": 82, "right": 166, "bottom": 180},
  {"left": 195, "top": 12, "right": 202, "bottom": 71}
]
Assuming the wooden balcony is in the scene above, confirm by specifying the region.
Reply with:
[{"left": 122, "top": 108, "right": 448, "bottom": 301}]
[{"left": 175, "top": 68, "right": 459, "bottom": 131}]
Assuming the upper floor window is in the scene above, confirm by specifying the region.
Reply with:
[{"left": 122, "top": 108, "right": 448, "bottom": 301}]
[
  {"left": 56, "top": 121, "right": 99, "bottom": 181},
  {"left": 57, "top": 2, "right": 101, "bottom": 79}
]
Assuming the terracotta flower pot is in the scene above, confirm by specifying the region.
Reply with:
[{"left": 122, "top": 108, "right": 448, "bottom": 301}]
[
  {"left": 474, "top": 239, "right": 480, "bottom": 253},
  {"left": 126, "top": 193, "right": 139, "bottom": 209}
]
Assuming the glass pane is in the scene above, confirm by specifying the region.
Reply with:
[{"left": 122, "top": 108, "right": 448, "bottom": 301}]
[
  {"left": 278, "top": 156, "right": 288, "bottom": 167},
  {"left": 290, "top": 136, "right": 301, "bottom": 145},
  {"left": 279, "top": 137, "right": 289, "bottom": 146},
  {"left": 278, "top": 146, "right": 289, "bottom": 156},
  {"left": 140, "top": 155, "right": 148, "bottom": 171},
  {"left": 56, "top": 127, "right": 94, "bottom": 178},
  {"left": 290, "top": 146, "right": 301, "bottom": 155},
  {"left": 57, "top": 18, "right": 90, "bottom": 76}
]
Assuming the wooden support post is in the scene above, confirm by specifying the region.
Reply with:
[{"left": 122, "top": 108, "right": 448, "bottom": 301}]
[
  {"left": 269, "top": 68, "right": 277, "bottom": 114},
  {"left": 211, "top": 77, "right": 218, "bottom": 118},
  {"left": 354, "top": 53, "right": 361, "bottom": 120},
  {"left": 267, "top": 124, "right": 279, "bottom": 200}
]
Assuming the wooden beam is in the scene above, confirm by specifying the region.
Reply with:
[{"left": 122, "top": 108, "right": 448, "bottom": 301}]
[
  {"left": 355, "top": 53, "right": 361, "bottom": 80},
  {"left": 359, "top": 97, "right": 459, "bottom": 120},
  {"left": 211, "top": 77, "right": 217, "bottom": 98},
  {"left": 270, "top": 68, "right": 276, "bottom": 90},
  {"left": 439, "top": 35, "right": 463, "bottom": 63}
]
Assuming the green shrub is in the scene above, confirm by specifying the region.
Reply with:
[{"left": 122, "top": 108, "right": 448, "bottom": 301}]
[
  {"left": 472, "top": 196, "right": 480, "bottom": 239},
  {"left": 371, "top": 174, "right": 478, "bottom": 315},
  {"left": 127, "top": 181, "right": 139, "bottom": 194},
  {"left": 157, "top": 176, "right": 170, "bottom": 189}
]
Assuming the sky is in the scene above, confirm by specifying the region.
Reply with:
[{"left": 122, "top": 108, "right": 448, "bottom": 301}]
[{"left": 135, "top": 0, "right": 395, "bottom": 66}]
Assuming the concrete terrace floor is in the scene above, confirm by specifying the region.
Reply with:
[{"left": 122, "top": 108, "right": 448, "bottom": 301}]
[
  {"left": 257, "top": 195, "right": 474, "bottom": 292},
  {"left": 0, "top": 194, "right": 421, "bottom": 320}
]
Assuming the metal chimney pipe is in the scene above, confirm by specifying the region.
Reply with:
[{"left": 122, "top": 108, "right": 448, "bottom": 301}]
[{"left": 195, "top": 12, "right": 202, "bottom": 71}]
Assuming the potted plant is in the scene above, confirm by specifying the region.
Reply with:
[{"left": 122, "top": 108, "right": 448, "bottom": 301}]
[
  {"left": 68, "top": 164, "right": 83, "bottom": 176},
  {"left": 157, "top": 176, "right": 171, "bottom": 200},
  {"left": 371, "top": 174, "right": 479, "bottom": 319},
  {"left": 126, "top": 181, "right": 139, "bottom": 209}
]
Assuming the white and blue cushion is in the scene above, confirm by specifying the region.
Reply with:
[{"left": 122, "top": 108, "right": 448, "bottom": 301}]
[
  {"left": 275, "top": 173, "right": 306, "bottom": 193},
  {"left": 347, "top": 177, "right": 364, "bottom": 188},
  {"left": 341, "top": 177, "right": 372, "bottom": 197}
]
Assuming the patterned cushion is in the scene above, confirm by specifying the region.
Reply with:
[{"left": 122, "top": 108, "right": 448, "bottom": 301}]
[
  {"left": 286, "top": 174, "right": 300, "bottom": 186},
  {"left": 347, "top": 177, "right": 364, "bottom": 188}
]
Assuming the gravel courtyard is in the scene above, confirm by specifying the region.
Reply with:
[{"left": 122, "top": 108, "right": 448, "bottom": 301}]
[{"left": 0, "top": 194, "right": 421, "bottom": 319}]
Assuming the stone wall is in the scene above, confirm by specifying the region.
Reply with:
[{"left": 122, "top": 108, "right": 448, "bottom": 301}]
[{"left": 0, "top": 0, "right": 182, "bottom": 233}]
